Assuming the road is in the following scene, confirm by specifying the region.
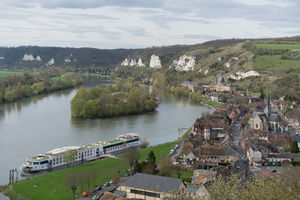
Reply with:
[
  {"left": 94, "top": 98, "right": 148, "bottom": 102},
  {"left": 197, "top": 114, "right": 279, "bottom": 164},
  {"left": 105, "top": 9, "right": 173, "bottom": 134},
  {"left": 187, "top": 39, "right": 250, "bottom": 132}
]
[
  {"left": 229, "top": 117, "right": 245, "bottom": 156},
  {"left": 77, "top": 177, "right": 129, "bottom": 200}
]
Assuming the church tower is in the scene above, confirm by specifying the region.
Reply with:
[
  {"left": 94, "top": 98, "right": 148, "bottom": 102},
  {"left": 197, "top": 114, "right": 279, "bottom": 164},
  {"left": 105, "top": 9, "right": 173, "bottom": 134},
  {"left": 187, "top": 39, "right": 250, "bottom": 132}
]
[{"left": 264, "top": 89, "right": 271, "bottom": 116}]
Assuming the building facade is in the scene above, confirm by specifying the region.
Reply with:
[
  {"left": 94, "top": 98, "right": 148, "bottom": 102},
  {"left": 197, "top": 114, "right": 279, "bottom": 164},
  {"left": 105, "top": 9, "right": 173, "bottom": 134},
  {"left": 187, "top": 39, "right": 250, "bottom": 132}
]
[{"left": 117, "top": 173, "right": 186, "bottom": 200}]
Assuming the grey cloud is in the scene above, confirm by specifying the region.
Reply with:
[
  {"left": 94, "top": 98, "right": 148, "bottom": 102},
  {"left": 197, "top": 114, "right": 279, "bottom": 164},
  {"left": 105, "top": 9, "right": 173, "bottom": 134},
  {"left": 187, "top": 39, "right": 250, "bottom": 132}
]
[
  {"left": 183, "top": 34, "right": 219, "bottom": 40},
  {"left": 4, "top": 0, "right": 163, "bottom": 9},
  {"left": 119, "top": 27, "right": 149, "bottom": 37}
]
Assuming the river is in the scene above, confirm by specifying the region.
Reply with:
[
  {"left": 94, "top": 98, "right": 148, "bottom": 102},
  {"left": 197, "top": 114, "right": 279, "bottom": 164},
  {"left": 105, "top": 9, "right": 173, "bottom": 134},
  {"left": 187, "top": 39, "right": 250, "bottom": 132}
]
[{"left": 0, "top": 77, "right": 212, "bottom": 186}]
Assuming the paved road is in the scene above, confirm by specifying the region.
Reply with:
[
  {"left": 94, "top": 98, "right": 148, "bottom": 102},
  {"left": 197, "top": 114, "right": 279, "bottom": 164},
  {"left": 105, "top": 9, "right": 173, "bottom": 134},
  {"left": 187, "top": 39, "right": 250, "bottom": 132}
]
[
  {"left": 77, "top": 177, "right": 128, "bottom": 200},
  {"left": 229, "top": 117, "right": 245, "bottom": 156},
  {"left": 77, "top": 184, "right": 116, "bottom": 200}
]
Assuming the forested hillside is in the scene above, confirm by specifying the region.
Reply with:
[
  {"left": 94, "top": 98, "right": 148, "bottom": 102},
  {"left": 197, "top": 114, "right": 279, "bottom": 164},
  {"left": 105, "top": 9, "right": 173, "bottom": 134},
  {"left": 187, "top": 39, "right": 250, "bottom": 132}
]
[
  {"left": 1, "top": 37, "right": 299, "bottom": 102},
  {"left": 0, "top": 46, "right": 137, "bottom": 69}
]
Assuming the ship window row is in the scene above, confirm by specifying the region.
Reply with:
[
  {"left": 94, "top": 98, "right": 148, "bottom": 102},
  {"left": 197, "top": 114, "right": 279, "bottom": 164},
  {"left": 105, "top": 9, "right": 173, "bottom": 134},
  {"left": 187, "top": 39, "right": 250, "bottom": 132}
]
[{"left": 107, "top": 145, "right": 122, "bottom": 152}]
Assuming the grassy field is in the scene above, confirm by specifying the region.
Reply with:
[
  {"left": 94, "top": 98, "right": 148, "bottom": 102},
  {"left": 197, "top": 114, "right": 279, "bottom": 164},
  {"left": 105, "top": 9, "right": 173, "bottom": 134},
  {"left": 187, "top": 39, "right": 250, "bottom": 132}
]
[
  {"left": 5, "top": 141, "right": 177, "bottom": 200},
  {"left": 255, "top": 43, "right": 300, "bottom": 50},
  {"left": 50, "top": 76, "right": 63, "bottom": 80},
  {"left": 201, "top": 96, "right": 221, "bottom": 108},
  {"left": 0, "top": 71, "right": 23, "bottom": 78},
  {"left": 254, "top": 55, "right": 300, "bottom": 70}
]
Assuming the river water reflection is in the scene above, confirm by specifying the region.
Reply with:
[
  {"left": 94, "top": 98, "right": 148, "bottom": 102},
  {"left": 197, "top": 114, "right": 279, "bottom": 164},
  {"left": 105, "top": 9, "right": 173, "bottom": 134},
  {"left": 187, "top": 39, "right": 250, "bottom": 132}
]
[{"left": 0, "top": 77, "right": 212, "bottom": 185}]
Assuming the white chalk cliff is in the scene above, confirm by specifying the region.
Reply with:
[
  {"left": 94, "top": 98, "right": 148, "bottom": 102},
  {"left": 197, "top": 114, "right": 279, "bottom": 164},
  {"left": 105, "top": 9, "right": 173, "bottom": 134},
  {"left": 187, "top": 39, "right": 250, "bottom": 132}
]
[
  {"left": 36, "top": 55, "right": 42, "bottom": 61},
  {"left": 22, "top": 54, "right": 35, "bottom": 61},
  {"left": 121, "top": 57, "right": 145, "bottom": 67},
  {"left": 129, "top": 59, "right": 137, "bottom": 66},
  {"left": 150, "top": 54, "right": 162, "bottom": 68},
  {"left": 137, "top": 58, "right": 145, "bottom": 67},
  {"left": 225, "top": 62, "right": 233, "bottom": 68},
  {"left": 121, "top": 58, "right": 129, "bottom": 66},
  {"left": 171, "top": 55, "right": 196, "bottom": 71},
  {"left": 228, "top": 70, "right": 260, "bottom": 80},
  {"left": 64, "top": 58, "right": 71, "bottom": 63},
  {"left": 46, "top": 58, "right": 55, "bottom": 66},
  {"left": 22, "top": 54, "right": 42, "bottom": 61}
]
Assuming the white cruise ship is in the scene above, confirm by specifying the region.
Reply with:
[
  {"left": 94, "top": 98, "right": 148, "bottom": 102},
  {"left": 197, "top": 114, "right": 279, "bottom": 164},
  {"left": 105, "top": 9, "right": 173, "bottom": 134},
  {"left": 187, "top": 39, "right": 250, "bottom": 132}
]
[{"left": 22, "top": 133, "right": 141, "bottom": 172}]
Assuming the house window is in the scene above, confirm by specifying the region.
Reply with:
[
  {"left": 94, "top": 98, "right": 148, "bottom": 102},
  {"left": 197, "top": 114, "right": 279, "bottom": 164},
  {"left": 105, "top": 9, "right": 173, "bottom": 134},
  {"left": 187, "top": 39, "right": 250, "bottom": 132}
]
[
  {"left": 256, "top": 124, "right": 258, "bottom": 129},
  {"left": 130, "top": 189, "right": 160, "bottom": 198}
]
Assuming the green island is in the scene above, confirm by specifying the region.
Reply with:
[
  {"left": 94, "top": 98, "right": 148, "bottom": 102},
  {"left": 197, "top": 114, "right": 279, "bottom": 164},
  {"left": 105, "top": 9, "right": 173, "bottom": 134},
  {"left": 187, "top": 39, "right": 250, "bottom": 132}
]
[
  {"left": 0, "top": 68, "right": 82, "bottom": 104},
  {"left": 71, "top": 80, "right": 158, "bottom": 119}
]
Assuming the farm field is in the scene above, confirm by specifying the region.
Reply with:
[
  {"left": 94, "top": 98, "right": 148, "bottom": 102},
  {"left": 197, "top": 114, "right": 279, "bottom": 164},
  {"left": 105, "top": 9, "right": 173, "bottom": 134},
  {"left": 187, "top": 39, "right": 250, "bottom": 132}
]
[
  {"left": 0, "top": 70, "right": 23, "bottom": 78},
  {"left": 255, "top": 39, "right": 300, "bottom": 51},
  {"left": 254, "top": 55, "right": 300, "bottom": 70}
]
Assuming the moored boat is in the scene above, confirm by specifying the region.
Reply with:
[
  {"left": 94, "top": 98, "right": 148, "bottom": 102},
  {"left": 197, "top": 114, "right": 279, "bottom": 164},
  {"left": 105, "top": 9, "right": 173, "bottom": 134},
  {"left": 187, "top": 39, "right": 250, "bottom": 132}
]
[{"left": 22, "top": 133, "right": 141, "bottom": 172}]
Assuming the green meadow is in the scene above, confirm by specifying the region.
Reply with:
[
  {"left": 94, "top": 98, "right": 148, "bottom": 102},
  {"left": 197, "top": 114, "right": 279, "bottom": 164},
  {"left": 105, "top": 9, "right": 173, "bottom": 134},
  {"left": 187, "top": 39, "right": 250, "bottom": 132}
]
[
  {"left": 0, "top": 71, "right": 23, "bottom": 78},
  {"left": 254, "top": 55, "right": 300, "bottom": 70},
  {"left": 5, "top": 141, "right": 177, "bottom": 200}
]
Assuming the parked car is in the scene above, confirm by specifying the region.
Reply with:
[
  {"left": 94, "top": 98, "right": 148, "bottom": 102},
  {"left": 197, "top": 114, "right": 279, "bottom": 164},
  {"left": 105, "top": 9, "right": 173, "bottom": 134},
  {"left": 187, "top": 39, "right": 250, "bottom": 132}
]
[
  {"left": 95, "top": 185, "right": 102, "bottom": 191},
  {"left": 92, "top": 195, "right": 100, "bottom": 200},
  {"left": 82, "top": 192, "right": 89, "bottom": 197},
  {"left": 173, "top": 162, "right": 179, "bottom": 166},
  {"left": 125, "top": 172, "right": 129, "bottom": 177},
  {"left": 104, "top": 182, "right": 110, "bottom": 187}
]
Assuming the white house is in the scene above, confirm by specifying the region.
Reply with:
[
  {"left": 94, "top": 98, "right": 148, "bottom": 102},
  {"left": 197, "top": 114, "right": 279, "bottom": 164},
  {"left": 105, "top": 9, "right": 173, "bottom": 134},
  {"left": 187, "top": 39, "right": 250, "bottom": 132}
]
[{"left": 247, "top": 144, "right": 262, "bottom": 167}]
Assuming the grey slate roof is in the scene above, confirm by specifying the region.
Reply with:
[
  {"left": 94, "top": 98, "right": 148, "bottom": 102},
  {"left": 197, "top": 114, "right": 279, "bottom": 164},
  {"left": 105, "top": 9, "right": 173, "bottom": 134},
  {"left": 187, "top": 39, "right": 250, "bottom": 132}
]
[
  {"left": 119, "top": 173, "right": 183, "bottom": 193},
  {"left": 293, "top": 135, "right": 300, "bottom": 143},
  {"left": 217, "top": 76, "right": 225, "bottom": 83},
  {"left": 251, "top": 112, "right": 267, "bottom": 121},
  {"left": 114, "top": 190, "right": 126, "bottom": 197},
  {"left": 182, "top": 81, "right": 200, "bottom": 86},
  {"left": 268, "top": 113, "right": 281, "bottom": 122}
]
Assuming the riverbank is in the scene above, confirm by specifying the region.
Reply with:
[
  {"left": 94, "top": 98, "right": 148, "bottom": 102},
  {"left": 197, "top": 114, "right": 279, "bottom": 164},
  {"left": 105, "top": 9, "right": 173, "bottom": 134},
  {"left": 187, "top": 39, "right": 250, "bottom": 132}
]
[
  {"left": 0, "top": 73, "right": 83, "bottom": 104},
  {"left": 2, "top": 141, "right": 178, "bottom": 200}
]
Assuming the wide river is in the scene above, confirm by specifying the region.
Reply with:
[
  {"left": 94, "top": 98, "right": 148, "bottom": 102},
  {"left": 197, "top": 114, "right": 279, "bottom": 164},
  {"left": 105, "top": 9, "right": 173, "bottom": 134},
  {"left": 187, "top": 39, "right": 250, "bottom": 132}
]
[{"left": 0, "top": 77, "right": 211, "bottom": 186}]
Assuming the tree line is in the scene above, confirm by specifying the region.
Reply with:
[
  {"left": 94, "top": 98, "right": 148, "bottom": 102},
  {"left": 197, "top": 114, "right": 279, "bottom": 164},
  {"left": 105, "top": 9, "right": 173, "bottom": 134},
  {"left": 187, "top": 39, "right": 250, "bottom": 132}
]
[
  {"left": 0, "top": 70, "right": 82, "bottom": 103},
  {"left": 71, "top": 80, "right": 158, "bottom": 119}
]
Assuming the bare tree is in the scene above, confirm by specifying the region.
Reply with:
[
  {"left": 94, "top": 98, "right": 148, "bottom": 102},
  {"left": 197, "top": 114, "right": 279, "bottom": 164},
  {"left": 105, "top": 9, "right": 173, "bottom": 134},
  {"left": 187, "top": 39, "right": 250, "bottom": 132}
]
[
  {"left": 112, "top": 168, "right": 121, "bottom": 185},
  {"left": 64, "top": 171, "right": 80, "bottom": 200},
  {"left": 122, "top": 147, "right": 140, "bottom": 173},
  {"left": 78, "top": 171, "right": 85, "bottom": 194},
  {"left": 84, "top": 169, "right": 95, "bottom": 192}
]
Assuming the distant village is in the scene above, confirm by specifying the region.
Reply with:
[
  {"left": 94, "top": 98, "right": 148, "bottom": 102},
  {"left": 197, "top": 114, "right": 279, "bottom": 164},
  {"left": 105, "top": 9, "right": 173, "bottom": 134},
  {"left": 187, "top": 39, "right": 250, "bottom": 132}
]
[{"left": 87, "top": 77, "right": 300, "bottom": 200}]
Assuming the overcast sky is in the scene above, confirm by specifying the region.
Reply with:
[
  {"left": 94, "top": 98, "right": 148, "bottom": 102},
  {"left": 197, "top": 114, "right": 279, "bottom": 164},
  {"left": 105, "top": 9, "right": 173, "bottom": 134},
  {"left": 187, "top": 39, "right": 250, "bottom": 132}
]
[{"left": 0, "top": 0, "right": 299, "bottom": 49}]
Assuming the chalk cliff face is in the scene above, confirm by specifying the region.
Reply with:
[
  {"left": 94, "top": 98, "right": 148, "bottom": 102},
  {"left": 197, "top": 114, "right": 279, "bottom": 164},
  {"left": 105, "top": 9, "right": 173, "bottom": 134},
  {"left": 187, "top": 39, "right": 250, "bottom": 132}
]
[
  {"left": 137, "top": 58, "right": 145, "bottom": 67},
  {"left": 22, "top": 54, "right": 42, "bottom": 61},
  {"left": 36, "top": 55, "right": 42, "bottom": 61},
  {"left": 64, "top": 58, "right": 71, "bottom": 63},
  {"left": 228, "top": 70, "right": 259, "bottom": 80},
  {"left": 22, "top": 54, "right": 35, "bottom": 61},
  {"left": 129, "top": 59, "right": 137, "bottom": 66},
  {"left": 121, "top": 58, "right": 145, "bottom": 67},
  {"left": 149, "top": 54, "right": 162, "bottom": 68},
  {"left": 171, "top": 55, "right": 195, "bottom": 71},
  {"left": 47, "top": 58, "right": 55, "bottom": 66},
  {"left": 121, "top": 58, "right": 129, "bottom": 66}
]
